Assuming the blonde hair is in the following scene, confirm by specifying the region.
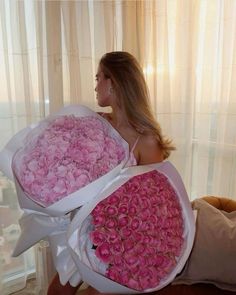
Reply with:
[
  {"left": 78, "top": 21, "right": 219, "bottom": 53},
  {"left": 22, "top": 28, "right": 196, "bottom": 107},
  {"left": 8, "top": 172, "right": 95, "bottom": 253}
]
[{"left": 100, "top": 51, "right": 175, "bottom": 159}]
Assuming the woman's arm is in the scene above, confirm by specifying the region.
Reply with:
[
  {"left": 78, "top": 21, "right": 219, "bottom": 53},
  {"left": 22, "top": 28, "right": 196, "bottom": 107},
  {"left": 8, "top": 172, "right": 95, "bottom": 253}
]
[{"left": 47, "top": 273, "right": 82, "bottom": 295}]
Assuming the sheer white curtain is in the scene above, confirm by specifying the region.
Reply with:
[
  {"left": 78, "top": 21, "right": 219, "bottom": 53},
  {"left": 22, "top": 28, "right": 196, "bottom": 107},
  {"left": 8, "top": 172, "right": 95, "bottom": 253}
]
[
  {"left": 121, "top": 0, "right": 236, "bottom": 200},
  {"left": 0, "top": 0, "right": 236, "bottom": 294}
]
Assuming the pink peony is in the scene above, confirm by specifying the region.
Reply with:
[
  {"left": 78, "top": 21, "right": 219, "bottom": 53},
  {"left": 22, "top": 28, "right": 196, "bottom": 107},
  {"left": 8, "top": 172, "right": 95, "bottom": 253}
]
[
  {"left": 90, "top": 170, "right": 184, "bottom": 291},
  {"left": 13, "top": 115, "right": 126, "bottom": 207}
]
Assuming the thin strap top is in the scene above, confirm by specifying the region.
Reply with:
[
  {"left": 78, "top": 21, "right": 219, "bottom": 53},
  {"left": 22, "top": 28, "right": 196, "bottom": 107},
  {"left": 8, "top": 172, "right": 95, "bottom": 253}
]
[
  {"left": 125, "top": 136, "right": 140, "bottom": 167},
  {"left": 130, "top": 136, "right": 140, "bottom": 154}
]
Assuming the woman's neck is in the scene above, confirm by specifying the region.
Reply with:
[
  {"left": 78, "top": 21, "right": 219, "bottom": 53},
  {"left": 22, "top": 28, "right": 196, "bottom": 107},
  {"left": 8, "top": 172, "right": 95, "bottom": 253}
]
[{"left": 110, "top": 106, "right": 130, "bottom": 130}]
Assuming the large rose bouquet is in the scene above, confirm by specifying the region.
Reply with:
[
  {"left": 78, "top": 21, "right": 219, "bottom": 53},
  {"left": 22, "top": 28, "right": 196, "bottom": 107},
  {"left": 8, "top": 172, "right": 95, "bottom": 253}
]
[
  {"left": 90, "top": 170, "right": 184, "bottom": 291},
  {"left": 68, "top": 162, "right": 196, "bottom": 293}
]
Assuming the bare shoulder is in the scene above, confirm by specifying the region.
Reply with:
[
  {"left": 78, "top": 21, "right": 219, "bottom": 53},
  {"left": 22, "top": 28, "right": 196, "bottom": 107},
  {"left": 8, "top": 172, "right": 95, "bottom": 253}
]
[{"left": 137, "top": 135, "right": 164, "bottom": 165}]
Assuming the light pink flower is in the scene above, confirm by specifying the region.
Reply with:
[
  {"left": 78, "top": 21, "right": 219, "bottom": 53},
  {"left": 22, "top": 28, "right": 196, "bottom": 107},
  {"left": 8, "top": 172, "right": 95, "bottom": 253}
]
[{"left": 13, "top": 115, "right": 126, "bottom": 207}]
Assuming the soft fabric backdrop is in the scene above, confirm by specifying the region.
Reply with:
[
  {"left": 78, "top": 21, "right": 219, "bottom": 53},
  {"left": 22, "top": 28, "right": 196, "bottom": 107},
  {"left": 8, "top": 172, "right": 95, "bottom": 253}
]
[{"left": 0, "top": 0, "right": 235, "bottom": 294}]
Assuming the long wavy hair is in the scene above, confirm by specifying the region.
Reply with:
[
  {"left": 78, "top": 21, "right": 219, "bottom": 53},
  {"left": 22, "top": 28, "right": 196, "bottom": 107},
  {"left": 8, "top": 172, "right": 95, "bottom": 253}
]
[{"left": 99, "top": 51, "right": 175, "bottom": 159}]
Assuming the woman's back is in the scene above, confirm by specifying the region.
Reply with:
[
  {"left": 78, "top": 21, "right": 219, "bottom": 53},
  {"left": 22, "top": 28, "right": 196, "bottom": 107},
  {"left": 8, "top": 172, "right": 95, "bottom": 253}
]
[{"left": 100, "top": 112, "right": 164, "bottom": 166}]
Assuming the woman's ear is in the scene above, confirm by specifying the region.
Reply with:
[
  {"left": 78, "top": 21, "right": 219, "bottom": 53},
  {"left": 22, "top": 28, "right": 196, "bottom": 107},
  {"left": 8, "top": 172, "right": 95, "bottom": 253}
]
[{"left": 107, "top": 78, "right": 114, "bottom": 96}]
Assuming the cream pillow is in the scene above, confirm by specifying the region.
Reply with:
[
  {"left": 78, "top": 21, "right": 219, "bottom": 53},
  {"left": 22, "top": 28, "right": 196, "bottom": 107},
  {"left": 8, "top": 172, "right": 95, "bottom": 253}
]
[{"left": 173, "top": 198, "right": 236, "bottom": 291}]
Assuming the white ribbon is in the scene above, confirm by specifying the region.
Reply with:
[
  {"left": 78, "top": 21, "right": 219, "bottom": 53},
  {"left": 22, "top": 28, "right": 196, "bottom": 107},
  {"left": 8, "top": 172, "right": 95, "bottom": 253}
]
[
  {"left": 12, "top": 210, "right": 81, "bottom": 286},
  {"left": 12, "top": 210, "right": 71, "bottom": 257}
]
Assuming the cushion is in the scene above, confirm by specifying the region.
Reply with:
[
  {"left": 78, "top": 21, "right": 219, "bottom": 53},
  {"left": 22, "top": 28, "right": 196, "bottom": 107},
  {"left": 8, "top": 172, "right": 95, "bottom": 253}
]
[
  {"left": 201, "top": 196, "right": 236, "bottom": 213},
  {"left": 173, "top": 198, "right": 236, "bottom": 291}
]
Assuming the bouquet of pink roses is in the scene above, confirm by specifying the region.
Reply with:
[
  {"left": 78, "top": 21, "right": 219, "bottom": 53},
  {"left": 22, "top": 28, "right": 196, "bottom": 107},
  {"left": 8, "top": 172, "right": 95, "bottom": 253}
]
[{"left": 68, "top": 162, "right": 196, "bottom": 293}]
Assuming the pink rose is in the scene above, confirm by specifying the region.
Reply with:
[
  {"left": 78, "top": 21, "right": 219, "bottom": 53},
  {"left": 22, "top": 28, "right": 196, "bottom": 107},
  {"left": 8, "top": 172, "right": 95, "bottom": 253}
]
[
  {"left": 127, "top": 278, "right": 141, "bottom": 291},
  {"left": 110, "top": 241, "right": 124, "bottom": 255},
  {"left": 123, "top": 238, "right": 134, "bottom": 251},
  {"left": 133, "top": 243, "right": 145, "bottom": 254},
  {"left": 107, "top": 194, "right": 120, "bottom": 205},
  {"left": 124, "top": 252, "right": 139, "bottom": 266},
  {"left": 112, "top": 255, "right": 123, "bottom": 266},
  {"left": 106, "top": 229, "right": 120, "bottom": 243},
  {"left": 90, "top": 230, "right": 105, "bottom": 246},
  {"left": 118, "top": 216, "right": 130, "bottom": 227},
  {"left": 105, "top": 218, "right": 117, "bottom": 229},
  {"left": 92, "top": 214, "right": 106, "bottom": 226},
  {"left": 105, "top": 205, "right": 118, "bottom": 216},
  {"left": 130, "top": 217, "right": 141, "bottom": 230},
  {"left": 118, "top": 204, "right": 129, "bottom": 214},
  {"left": 95, "top": 242, "right": 111, "bottom": 263},
  {"left": 119, "top": 227, "right": 132, "bottom": 238},
  {"left": 106, "top": 267, "right": 121, "bottom": 282}
]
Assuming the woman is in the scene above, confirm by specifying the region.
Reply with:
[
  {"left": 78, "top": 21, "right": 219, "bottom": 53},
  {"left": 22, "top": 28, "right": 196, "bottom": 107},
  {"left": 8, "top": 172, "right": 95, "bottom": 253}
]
[{"left": 47, "top": 51, "right": 175, "bottom": 295}]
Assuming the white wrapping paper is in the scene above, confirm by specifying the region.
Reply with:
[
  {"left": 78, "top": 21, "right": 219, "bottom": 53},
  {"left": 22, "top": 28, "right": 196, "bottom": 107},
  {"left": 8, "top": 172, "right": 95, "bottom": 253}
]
[
  {"left": 0, "top": 104, "right": 129, "bottom": 286},
  {"left": 68, "top": 161, "right": 196, "bottom": 293}
]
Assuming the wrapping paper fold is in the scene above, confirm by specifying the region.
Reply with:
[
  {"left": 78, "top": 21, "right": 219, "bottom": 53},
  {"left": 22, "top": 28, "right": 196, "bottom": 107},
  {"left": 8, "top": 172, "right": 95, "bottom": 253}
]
[
  {"left": 68, "top": 161, "right": 196, "bottom": 293},
  {"left": 12, "top": 210, "right": 81, "bottom": 285},
  {"left": 48, "top": 230, "right": 82, "bottom": 286},
  {"left": 12, "top": 210, "right": 71, "bottom": 256},
  {"left": 0, "top": 104, "right": 129, "bottom": 286}
]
